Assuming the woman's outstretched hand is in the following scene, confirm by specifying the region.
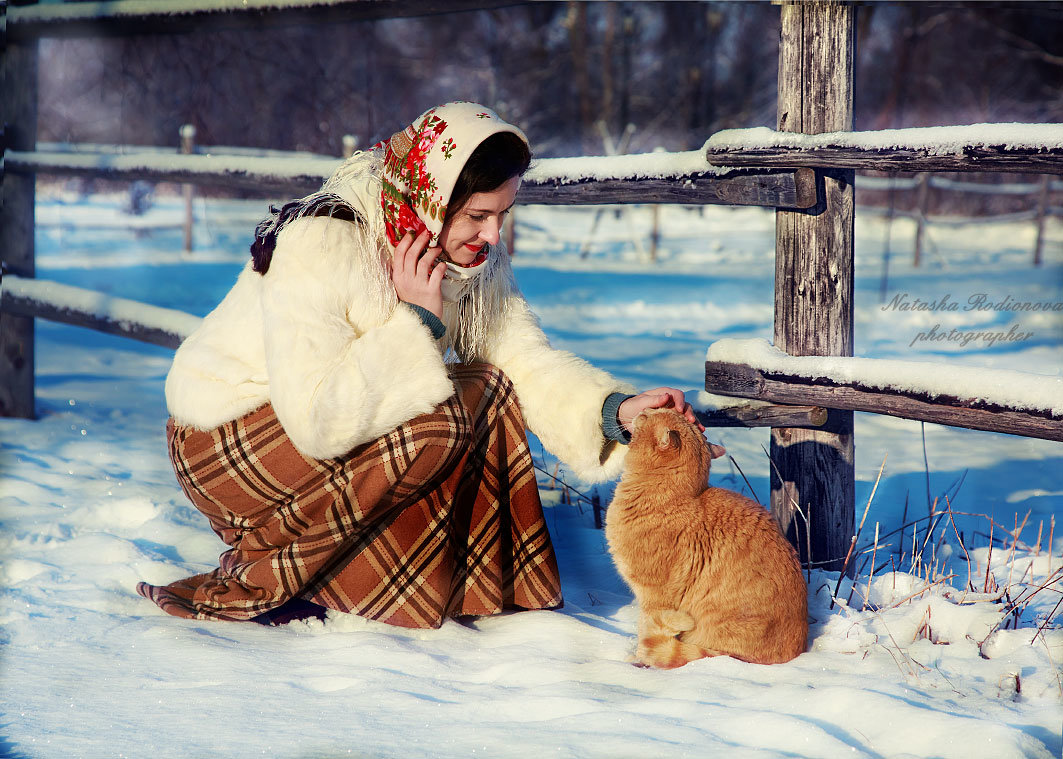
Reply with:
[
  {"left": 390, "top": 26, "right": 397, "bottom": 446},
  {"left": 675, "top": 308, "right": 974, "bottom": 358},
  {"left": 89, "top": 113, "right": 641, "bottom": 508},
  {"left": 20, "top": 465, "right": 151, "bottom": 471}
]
[
  {"left": 618, "top": 388, "right": 704, "bottom": 435},
  {"left": 390, "top": 229, "right": 445, "bottom": 319}
]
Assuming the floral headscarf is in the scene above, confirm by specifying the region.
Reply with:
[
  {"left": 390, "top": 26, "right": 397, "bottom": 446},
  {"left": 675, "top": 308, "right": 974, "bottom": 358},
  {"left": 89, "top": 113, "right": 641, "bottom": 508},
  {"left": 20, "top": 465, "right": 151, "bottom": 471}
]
[{"left": 378, "top": 102, "right": 529, "bottom": 248}]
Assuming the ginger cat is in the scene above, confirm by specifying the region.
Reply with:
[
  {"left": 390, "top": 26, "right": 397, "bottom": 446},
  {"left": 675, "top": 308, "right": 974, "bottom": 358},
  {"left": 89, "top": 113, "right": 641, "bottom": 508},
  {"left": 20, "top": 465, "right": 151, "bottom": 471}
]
[{"left": 606, "top": 408, "right": 808, "bottom": 668}]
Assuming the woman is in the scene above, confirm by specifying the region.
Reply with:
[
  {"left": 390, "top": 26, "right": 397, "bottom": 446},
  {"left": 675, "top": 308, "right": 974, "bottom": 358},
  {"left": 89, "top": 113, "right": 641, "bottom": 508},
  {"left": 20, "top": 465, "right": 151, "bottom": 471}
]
[{"left": 137, "top": 102, "right": 701, "bottom": 629}]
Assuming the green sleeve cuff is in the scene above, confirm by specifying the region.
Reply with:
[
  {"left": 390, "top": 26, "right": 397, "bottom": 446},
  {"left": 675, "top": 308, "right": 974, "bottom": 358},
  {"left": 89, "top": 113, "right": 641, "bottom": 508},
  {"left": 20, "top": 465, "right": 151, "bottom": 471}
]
[
  {"left": 406, "top": 303, "right": 446, "bottom": 340},
  {"left": 602, "top": 392, "right": 634, "bottom": 445}
]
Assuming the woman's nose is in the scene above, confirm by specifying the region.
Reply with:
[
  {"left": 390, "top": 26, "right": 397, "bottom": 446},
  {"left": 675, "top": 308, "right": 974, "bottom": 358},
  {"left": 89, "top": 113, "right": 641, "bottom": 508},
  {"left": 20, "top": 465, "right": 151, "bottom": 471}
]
[{"left": 479, "top": 218, "right": 501, "bottom": 246}]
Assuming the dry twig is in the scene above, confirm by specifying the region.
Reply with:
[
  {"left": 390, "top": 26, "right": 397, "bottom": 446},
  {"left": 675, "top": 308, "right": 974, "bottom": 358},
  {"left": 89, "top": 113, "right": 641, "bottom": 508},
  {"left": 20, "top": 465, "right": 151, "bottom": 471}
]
[{"left": 832, "top": 455, "right": 885, "bottom": 610}]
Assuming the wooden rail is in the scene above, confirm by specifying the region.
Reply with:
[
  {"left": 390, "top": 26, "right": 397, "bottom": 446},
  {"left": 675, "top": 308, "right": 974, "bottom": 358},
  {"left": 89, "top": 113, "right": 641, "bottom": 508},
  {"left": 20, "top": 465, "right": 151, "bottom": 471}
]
[
  {"left": 0, "top": 276, "right": 200, "bottom": 351},
  {"left": 6, "top": 150, "right": 818, "bottom": 208},
  {"left": 695, "top": 404, "right": 827, "bottom": 429},
  {"left": 7, "top": 0, "right": 522, "bottom": 40},
  {"left": 521, "top": 169, "right": 816, "bottom": 208},
  {"left": 705, "top": 361, "right": 1063, "bottom": 442},
  {"left": 5, "top": 149, "right": 340, "bottom": 195},
  {"left": 707, "top": 144, "right": 1063, "bottom": 176}
]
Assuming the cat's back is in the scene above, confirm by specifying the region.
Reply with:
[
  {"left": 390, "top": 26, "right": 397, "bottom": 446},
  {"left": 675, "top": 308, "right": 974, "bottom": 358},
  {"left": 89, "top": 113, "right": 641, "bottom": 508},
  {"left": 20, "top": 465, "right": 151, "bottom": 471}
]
[
  {"left": 696, "top": 486, "right": 805, "bottom": 592},
  {"left": 698, "top": 486, "right": 781, "bottom": 538}
]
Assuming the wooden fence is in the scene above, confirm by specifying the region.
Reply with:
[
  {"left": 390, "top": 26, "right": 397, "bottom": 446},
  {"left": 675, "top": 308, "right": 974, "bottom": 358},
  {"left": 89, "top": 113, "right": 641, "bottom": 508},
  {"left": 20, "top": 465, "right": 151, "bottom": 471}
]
[
  {"left": 3, "top": 0, "right": 1062, "bottom": 573},
  {"left": 856, "top": 173, "right": 1062, "bottom": 266},
  {"left": 703, "top": 4, "right": 1063, "bottom": 571}
]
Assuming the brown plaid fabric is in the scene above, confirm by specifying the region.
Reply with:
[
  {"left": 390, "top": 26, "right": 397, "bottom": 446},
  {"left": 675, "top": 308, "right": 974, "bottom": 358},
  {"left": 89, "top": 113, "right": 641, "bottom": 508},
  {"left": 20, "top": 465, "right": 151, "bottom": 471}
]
[{"left": 136, "top": 363, "right": 563, "bottom": 628}]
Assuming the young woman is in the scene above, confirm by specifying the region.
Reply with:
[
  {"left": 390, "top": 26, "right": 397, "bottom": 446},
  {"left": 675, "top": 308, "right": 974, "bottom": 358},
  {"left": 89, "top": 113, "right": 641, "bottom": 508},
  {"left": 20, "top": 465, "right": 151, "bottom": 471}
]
[{"left": 137, "top": 102, "right": 702, "bottom": 629}]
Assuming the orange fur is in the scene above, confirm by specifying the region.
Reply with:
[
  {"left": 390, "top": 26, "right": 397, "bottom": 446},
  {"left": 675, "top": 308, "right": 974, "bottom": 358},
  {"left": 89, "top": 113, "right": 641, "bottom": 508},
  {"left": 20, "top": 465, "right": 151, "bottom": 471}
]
[{"left": 605, "top": 408, "right": 808, "bottom": 668}]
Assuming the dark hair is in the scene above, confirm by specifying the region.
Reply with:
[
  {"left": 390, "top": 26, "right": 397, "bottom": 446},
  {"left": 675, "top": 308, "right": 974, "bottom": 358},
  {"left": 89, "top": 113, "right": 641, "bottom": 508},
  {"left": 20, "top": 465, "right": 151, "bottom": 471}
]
[{"left": 446, "top": 131, "right": 531, "bottom": 222}]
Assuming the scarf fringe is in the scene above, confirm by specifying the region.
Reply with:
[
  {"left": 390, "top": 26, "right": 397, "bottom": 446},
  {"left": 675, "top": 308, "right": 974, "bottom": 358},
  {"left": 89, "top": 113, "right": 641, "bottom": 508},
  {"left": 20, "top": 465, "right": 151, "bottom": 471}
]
[{"left": 441, "top": 241, "right": 518, "bottom": 363}]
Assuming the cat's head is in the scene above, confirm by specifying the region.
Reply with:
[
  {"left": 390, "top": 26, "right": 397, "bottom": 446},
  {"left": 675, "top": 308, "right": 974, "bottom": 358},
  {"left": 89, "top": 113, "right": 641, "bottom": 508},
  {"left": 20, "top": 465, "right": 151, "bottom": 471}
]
[{"left": 627, "top": 408, "right": 726, "bottom": 492}]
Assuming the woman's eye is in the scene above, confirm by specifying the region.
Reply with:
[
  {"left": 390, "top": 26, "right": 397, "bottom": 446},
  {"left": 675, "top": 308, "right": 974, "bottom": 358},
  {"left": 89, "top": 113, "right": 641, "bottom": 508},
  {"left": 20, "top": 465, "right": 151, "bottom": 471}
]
[{"left": 468, "top": 214, "right": 485, "bottom": 222}]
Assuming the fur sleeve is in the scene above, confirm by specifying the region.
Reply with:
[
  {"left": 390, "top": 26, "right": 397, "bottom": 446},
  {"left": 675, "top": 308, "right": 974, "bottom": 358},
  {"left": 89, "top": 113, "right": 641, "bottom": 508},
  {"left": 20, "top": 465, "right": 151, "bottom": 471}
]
[
  {"left": 261, "top": 216, "right": 454, "bottom": 459},
  {"left": 481, "top": 295, "right": 636, "bottom": 483}
]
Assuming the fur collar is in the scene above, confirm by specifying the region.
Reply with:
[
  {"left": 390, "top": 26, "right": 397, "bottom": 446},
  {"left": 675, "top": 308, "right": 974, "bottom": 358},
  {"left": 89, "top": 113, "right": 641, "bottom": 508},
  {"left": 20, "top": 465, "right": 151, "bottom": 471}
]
[{"left": 319, "top": 150, "right": 519, "bottom": 362}]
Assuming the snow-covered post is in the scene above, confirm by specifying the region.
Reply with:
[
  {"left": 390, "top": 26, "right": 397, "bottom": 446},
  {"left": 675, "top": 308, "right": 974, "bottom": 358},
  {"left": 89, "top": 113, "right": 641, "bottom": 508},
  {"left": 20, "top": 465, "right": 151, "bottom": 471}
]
[
  {"left": 771, "top": 1, "right": 856, "bottom": 572},
  {"left": 180, "top": 124, "right": 196, "bottom": 253},
  {"left": 0, "top": 21, "right": 39, "bottom": 419}
]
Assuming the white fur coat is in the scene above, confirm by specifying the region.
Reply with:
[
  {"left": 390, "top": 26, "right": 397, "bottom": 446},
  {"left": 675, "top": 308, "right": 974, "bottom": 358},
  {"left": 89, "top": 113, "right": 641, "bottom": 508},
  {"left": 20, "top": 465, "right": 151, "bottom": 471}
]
[{"left": 165, "top": 154, "right": 634, "bottom": 482}]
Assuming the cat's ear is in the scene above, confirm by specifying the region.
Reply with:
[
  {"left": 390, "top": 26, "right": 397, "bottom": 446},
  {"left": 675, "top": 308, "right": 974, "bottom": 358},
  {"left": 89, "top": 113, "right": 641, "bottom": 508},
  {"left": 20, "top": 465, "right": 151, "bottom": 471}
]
[
  {"left": 707, "top": 443, "right": 726, "bottom": 459},
  {"left": 657, "top": 429, "right": 681, "bottom": 451}
]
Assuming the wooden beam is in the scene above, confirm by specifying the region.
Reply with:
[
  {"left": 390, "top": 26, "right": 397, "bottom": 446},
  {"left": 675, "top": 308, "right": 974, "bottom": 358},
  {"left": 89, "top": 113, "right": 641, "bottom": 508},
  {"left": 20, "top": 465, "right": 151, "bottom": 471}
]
[
  {"left": 772, "top": 1, "right": 856, "bottom": 573},
  {"left": 0, "top": 29, "right": 39, "bottom": 419},
  {"left": 7, "top": 150, "right": 819, "bottom": 209},
  {"left": 705, "top": 144, "right": 1063, "bottom": 176},
  {"left": 5, "top": 150, "right": 336, "bottom": 195},
  {"left": 7, "top": 0, "right": 524, "bottom": 41},
  {"left": 695, "top": 404, "right": 828, "bottom": 429},
  {"left": 705, "top": 361, "right": 1063, "bottom": 442},
  {"left": 519, "top": 168, "right": 816, "bottom": 208},
  {"left": 0, "top": 276, "right": 200, "bottom": 351}
]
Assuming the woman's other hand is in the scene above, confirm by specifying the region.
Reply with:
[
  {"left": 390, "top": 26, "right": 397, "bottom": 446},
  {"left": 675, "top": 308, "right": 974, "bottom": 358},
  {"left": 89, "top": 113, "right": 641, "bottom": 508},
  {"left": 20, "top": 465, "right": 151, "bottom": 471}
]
[
  {"left": 617, "top": 388, "right": 704, "bottom": 435},
  {"left": 390, "top": 229, "right": 446, "bottom": 319}
]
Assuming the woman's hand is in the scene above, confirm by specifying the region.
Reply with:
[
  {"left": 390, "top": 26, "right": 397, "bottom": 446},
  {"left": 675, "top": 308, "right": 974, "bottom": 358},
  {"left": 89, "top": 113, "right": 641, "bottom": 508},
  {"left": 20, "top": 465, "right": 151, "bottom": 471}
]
[
  {"left": 390, "top": 229, "right": 446, "bottom": 319},
  {"left": 617, "top": 387, "right": 704, "bottom": 435}
]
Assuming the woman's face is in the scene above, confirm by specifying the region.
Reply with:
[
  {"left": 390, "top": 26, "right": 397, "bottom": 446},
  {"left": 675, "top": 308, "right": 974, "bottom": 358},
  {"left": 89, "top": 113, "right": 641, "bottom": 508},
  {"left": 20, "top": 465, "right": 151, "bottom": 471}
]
[{"left": 438, "top": 175, "right": 521, "bottom": 265}]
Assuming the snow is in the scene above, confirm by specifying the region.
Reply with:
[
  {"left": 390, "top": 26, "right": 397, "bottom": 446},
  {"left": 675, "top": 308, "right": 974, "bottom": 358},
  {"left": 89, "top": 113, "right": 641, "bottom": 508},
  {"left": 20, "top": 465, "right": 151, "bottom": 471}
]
[
  {"left": 3, "top": 274, "right": 203, "bottom": 341},
  {"left": 705, "top": 337, "right": 1063, "bottom": 416},
  {"left": 8, "top": 0, "right": 361, "bottom": 24},
  {"left": 6, "top": 149, "right": 343, "bottom": 186},
  {"left": 707, "top": 123, "right": 1063, "bottom": 155},
  {"left": 12, "top": 147, "right": 729, "bottom": 188},
  {"left": 1, "top": 190, "right": 1061, "bottom": 758},
  {"left": 526, "top": 148, "right": 729, "bottom": 183}
]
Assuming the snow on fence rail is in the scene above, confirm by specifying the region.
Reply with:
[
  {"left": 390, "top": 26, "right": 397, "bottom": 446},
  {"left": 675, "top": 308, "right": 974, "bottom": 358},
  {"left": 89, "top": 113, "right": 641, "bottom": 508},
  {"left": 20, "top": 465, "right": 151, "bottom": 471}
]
[
  {"left": 7, "top": 149, "right": 345, "bottom": 195},
  {"left": 6, "top": 0, "right": 517, "bottom": 40},
  {"left": 6, "top": 147, "right": 817, "bottom": 208},
  {"left": 704, "top": 338, "right": 1063, "bottom": 442},
  {"left": 705, "top": 124, "right": 1063, "bottom": 175},
  {"left": 0, "top": 275, "right": 201, "bottom": 350}
]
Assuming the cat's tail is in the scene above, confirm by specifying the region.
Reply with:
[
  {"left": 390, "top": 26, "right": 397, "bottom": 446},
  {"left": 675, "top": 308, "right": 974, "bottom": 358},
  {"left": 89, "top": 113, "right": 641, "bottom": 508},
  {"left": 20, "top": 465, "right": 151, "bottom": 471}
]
[
  {"left": 637, "top": 609, "right": 704, "bottom": 669},
  {"left": 654, "top": 608, "right": 695, "bottom": 634}
]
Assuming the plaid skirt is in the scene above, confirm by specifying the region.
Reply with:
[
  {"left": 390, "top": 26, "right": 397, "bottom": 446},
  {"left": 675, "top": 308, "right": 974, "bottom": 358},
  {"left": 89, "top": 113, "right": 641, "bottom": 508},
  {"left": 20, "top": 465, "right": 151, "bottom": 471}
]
[{"left": 136, "top": 363, "right": 563, "bottom": 628}]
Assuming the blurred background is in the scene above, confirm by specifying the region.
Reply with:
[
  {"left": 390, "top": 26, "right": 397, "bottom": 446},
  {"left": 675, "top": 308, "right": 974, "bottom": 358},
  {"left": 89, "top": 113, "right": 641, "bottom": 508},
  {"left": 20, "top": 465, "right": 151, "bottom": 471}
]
[{"left": 39, "top": 1, "right": 1063, "bottom": 158}]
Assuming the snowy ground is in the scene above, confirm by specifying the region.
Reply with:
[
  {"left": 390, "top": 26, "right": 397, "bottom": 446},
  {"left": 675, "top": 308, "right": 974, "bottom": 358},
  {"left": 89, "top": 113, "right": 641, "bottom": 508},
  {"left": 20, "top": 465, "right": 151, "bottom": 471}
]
[{"left": 1, "top": 190, "right": 1061, "bottom": 758}]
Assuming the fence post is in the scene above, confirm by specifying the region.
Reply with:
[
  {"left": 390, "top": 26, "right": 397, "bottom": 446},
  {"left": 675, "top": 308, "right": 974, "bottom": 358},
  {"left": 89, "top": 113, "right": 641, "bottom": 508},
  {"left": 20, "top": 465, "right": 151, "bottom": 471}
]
[
  {"left": 342, "top": 134, "right": 358, "bottom": 159},
  {"left": 0, "top": 26, "right": 39, "bottom": 419},
  {"left": 180, "top": 124, "right": 196, "bottom": 253},
  {"left": 649, "top": 204, "right": 660, "bottom": 262},
  {"left": 504, "top": 209, "right": 516, "bottom": 257},
  {"left": 913, "top": 172, "right": 930, "bottom": 267},
  {"left": 771, "top": 1, "right": 856, "bottom": 573},
  {"left": 1033, "top": 174, "right": 1049, "bottom": 267}
]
